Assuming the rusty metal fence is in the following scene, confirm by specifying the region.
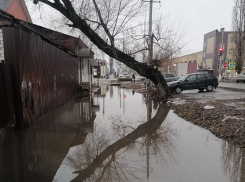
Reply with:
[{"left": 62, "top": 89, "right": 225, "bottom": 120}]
[
  {"left": 2, "top": 27, "right": 78, "bottom": 128},
  {"left": 0, "top": 63, "right": 15, "bottom": 129}
]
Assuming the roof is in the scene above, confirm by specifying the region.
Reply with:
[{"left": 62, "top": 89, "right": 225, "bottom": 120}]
[
  {"left": 20, "top": 21, "right": 94, "bottom": 57},
  {"left": 0, "top": 0, "right": 32, "bottom": 23},
  {"left": 0, "top": 10, "right": 94, "bottom": 58},
  {"left": 0, "top": 0, "right": 12, "bottom": 11}
]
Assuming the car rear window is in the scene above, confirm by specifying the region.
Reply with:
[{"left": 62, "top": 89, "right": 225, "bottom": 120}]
[
  {"left": 205, "top": 74, "right": 214, "bottom": 79},
  {"left": 162, "top": 74, "right": 167, "bottom": 77},
  {"left": 197, "top": 74, "right": 206, "bottom": 80}
]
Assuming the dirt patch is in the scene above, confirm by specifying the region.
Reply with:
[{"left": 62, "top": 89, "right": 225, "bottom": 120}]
[
  {"left": 120, "top": 82, "right": 161, "bottom": 100},
  {"left": 170, "top": 99, "right": 245, "bottom": 148}
]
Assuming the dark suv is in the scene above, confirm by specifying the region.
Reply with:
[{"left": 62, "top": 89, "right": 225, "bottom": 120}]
[{"left": 168, "top": 73, "right": 218, "bottom": 94}]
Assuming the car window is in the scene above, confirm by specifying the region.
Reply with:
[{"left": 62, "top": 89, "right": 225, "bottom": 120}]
[
  {"left": 162, "top": 74, "right": 167, "bottom": 78},
  {"left": 178, "top": 75, "right": 188, "bottom": 81},
  {"left": 205, "top": 74, "right": 214, "bottom": 79},
  {"left": 197, "top": 74, "right": 206, "bottom": 80},
  {"left": 186, "top": 75, "right": 196, "bottom": 81}
]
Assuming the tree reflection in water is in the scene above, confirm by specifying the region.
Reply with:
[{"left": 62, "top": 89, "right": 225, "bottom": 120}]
[
  {"left": 221, "top": 142, "right": 245, "bottom": 182},
  {"left": 66, "top": 103, "right": 177, "bottom": 182}
]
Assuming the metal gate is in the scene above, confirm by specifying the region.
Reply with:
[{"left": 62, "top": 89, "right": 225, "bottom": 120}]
[{"left": 0, "top": 63, "right": 15, "bottom": 129}]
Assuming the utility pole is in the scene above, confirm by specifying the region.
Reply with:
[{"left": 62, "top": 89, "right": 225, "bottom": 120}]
[
  {"left": 148, "top": 0, "right": 153, "bottom": 89},
  {"left": 219, "top": 28, "right": 225, "bottom": 81},
  {"left": 148, "top": 0, "right": 153, "bottom": 63}
]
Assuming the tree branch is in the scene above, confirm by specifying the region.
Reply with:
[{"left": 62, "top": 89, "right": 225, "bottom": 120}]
[{"left": 92, "top": 0, "right": 114, "bottom": 45}]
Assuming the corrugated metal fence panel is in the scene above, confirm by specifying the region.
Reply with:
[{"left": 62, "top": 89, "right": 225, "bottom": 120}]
[
  {"left": 3, "top": 27, "right": 78, "bottom": 128},
  {"left": 0, "top": 63, "right": 15, "bottom": 128}
]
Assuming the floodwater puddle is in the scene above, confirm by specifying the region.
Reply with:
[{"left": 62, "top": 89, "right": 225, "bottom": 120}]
[{"left": 0, "top": 86, "right": 244, "bottom": 182}]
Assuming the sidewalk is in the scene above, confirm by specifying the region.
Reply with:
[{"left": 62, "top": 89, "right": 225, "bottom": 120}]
[{"left": 219, "top": 82, "right": 245, "bottom": 90}]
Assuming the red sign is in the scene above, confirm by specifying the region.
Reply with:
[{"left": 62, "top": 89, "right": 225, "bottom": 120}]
[{"left": 224, "top": 62, "right": 228, "bottom": 67}]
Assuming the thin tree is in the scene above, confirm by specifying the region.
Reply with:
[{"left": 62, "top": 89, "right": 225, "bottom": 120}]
[
  {"left": 232, "top": 0, "right": 245, "bottom": 74},
  {"left": 32, "top": 0, "right": 172, "bottom": 100}
]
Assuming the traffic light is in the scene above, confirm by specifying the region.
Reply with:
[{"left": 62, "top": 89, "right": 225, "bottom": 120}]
[{"left": 218, "top": 47, "right": 223, "bottom": 56}]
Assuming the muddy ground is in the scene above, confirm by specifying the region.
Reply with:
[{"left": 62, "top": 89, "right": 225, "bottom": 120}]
[{"left": 119, "top": 81, "right": 245, "bottom": 148}]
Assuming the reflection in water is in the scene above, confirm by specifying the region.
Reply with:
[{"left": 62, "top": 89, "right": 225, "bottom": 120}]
[
  {"left": 67, "top": 103, "right": 172, "bottom": 182},
  {"left": 0, "top": 96, "right": 96, "bottom": 182},
  {"left": 0, "top": 86, "right": 245, "bottom": 182},
  {"left": 221, "top": 142, "right": 245, "bottom": 182},
  {"left": 132, "top": 90, "right": 135, "bottom": 95}
]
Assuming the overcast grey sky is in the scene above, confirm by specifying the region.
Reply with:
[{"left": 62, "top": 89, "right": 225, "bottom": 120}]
[
  {"left": 161, "top": 0, "right": 234, "bottom": 54},
  {"left": 29, "top": 0, "right": 235, "bottom": 57}
]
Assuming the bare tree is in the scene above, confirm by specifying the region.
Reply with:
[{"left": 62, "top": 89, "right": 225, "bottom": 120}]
[
  {"left": 232, "top": 0, "right": 245, "bottom": 74},
  {"left": 32, "top": 0, "right": 174, "bottom": 99}
]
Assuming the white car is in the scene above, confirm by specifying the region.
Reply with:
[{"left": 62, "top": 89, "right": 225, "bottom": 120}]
[
  {"left": 119, "top": 72, "right": 130, "bottom": 78},
  {"left": 236, "top": 73, "right": 245, "bottom": 83}
]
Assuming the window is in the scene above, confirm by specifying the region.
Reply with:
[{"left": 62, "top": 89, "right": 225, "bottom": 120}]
[
  {"left": 230, "top": 37, "right": 234, "bottom": 43},
  {"left": 193, "top": 60, "right": 197, "bottom": 63},
  {"left": 206, "top": 74, "right": 214, "bottom": 79},
  {"left": 186, "top": 75, "right": 196, "bottom": 81},
  {"left": 197, "top": 74, "right": 207, "bottom": 80},
  {"left": 217, "top": 64, "right": 220, "bottom": 71},
  {"left": 228, "top": 48, "right": 233, "bottom": 54}
]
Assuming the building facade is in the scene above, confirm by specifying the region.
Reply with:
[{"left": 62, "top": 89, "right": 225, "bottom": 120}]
[
  {"left": 170, "top": 51, "right": 203, "bottom": 76},
  {"left": 202, "top": 29, "right": 239, "bottom": 77}
]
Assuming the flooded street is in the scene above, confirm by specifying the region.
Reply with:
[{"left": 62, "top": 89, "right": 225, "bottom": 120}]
[{"left": 0, "top": 86, "right": 244, "bottom": 182}]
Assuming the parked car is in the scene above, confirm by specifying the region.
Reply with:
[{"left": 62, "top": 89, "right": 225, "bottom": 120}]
[
  {"left": 168, "top": 73, "right": 218, "bottom": 94},
  {"left": 162, "top": 73, "right": 180, "bottom": 83},
  {"left": 119, "top": 72, "right": 130, "bottom": 78},
  {"left": 236, "top": 73, "right": 245, "bottom": 83}
]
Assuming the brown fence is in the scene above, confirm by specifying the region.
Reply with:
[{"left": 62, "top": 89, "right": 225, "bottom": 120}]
[
  {"left": 3, "top": 27, "right": 78, "bottom": 128},
  {"left": 0, "top": 63, "right": 15, "bottom": 129}
]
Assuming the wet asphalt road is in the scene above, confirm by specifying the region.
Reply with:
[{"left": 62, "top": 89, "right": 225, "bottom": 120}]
[
  {"left": 219, "top": 82, "right": 245, "bottom": 90},
  {"left": 181, "top": 87, "right": 245, "bottom": 100},
  {"left": 0, "top": 86, "right": 244, "bottom": 182}
]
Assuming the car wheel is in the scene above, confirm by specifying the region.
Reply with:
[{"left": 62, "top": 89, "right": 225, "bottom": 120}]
[
  {"left": 175, "top": 86, "right": 182, "bottom": 94},
  {"left": 237, "top": 80, "right": 239, "bottom": 83},
  {"left": 206, "top": 84, "right": 213, "bottom": 92},
  {"left": 198, "top": 88, "right": 204, "bottom": 92}
]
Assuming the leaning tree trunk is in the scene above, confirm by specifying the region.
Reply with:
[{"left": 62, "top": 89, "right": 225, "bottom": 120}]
[{"left": 35, "top": 0, "right": 171, "bottom": 100}]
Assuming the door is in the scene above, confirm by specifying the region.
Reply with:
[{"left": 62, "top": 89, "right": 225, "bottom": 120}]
[
  {"left": 183, "top": 75, "right": 197, "bottom": 89},
  {"left": 196, "top": 74, "right": 207, "bottom": 89}
]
